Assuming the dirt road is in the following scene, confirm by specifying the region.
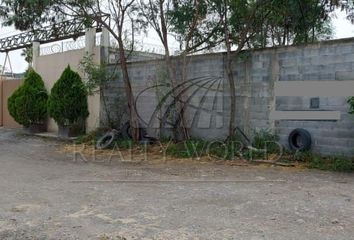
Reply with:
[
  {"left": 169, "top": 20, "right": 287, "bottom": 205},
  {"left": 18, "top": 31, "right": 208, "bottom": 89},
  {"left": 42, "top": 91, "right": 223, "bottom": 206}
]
[{"left": 0, "top": 128, "right": 353, "bottom": 239}]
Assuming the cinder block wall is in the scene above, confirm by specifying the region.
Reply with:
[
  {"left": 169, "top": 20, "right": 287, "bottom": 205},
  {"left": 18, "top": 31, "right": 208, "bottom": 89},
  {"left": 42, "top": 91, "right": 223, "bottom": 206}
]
[
  {"left": 102, "top": 38, "right": 354, "bottom": 156},
  {"left": 274, "top": 40, "right": 354, "bottom": 156},
  {"left": 103, "top": 52, "right": 276, "bottom": 140}
]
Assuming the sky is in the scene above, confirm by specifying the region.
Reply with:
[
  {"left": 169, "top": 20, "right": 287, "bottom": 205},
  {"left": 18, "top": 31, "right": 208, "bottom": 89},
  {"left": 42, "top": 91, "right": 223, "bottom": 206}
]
[{"left": 1, "top": 10, "right": 354, "bottom": 73}]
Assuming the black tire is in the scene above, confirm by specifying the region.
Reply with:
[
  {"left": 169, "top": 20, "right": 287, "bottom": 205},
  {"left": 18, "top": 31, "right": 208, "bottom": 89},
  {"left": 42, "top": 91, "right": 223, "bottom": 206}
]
[
  {"left": 288, "top": 128, "right": 312, "bottom": 151},
  {"left": 121, "top": 121, "right": 147, "bottom": 140},
  {"left": 96, "top": 131, "right": 116, "bottom": 150}
]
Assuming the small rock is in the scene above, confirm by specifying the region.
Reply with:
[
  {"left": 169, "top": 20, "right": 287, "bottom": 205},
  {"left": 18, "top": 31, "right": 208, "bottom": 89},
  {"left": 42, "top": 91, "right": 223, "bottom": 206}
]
[
  {"left": 331, "top": 219, "right": 339, "bottom": 224},
  {"left": 296, "top": 219, "right": 305, "bottom": 224}
]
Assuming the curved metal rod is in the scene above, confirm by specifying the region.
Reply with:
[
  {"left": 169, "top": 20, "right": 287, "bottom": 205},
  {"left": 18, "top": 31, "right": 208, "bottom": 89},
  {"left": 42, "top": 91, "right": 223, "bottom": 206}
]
[
  {"left": 165, "top": 78, "right": 220, "bottom": 130},
  {"left": 186, "top": 78, "right": 224, "bottom": 130},
  {"left": 134, "top": 76, "right": 215, "bottom": 128},
  {"left": 158, "top": 78, "right": 217, "bottom": 129}
]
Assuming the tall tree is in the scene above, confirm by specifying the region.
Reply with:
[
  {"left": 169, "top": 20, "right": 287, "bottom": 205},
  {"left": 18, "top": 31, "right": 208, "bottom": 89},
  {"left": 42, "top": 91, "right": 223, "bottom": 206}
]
[
  {"left": 137, "top": 0, "right": 189, "bottom": 140},
  {"left": 211, "top": 0, "right": 273, "bottom": 137},
  {"left": 0, "top": 0, "right": 59, "bottom": 30},
  {"left": 256, "top": 0, "right": 334, "bottom": 47},
  {"left": 165, "top": 0, "right": 222, "bottom": 140},
  {"left": 1, "top": 0, "right": 348, "bottom": 141},
  {"left": 137, "top": 0, "right": 221, "bottom": 140},
  {"left": 21, "top": 47, "right": 33, "bottom": 67},
  {"left": 1, "top": 0, "right": 142, "bottom": 141},
  {"left": 60, "top": 0, "right": 141, "bottom": 141}
]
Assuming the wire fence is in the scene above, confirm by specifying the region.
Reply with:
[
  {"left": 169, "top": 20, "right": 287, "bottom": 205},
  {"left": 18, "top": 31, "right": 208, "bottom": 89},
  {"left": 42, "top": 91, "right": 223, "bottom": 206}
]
[
  {"left": 40, "top": 36, "right": 100, "bottom": 55},
  {"left": 39, "top": 36, "right": 179, "bottom": 56}
]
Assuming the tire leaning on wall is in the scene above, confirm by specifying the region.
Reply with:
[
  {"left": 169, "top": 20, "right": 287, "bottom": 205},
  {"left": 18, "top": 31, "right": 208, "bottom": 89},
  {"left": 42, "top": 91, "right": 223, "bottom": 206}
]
[
  {"left": 96, "top": 130, "right": 119, "bottom": 150},
  {"left": 288, "top": 128, "right": 312, "bottom": 151}
]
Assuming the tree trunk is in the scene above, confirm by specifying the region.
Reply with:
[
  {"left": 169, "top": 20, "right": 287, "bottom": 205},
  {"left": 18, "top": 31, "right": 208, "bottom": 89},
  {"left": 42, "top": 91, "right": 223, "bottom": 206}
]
[
  {"left": 225, "top": 45, "right": 236, "bottom": 138},
  {"left": 160, "top": 2, "right": 188, "bottom": 141},
  {"left": 223, "top": 5, "right": 236, "bottom": 138},
  {"left": 92, "top": 17, "right": 140, "bottom": 141},
  {"left": 100, "top": 90, "right": 113, "bottom": 128},
  {"left": 117, "top": 37, "right": 140, "bottom": 141}
]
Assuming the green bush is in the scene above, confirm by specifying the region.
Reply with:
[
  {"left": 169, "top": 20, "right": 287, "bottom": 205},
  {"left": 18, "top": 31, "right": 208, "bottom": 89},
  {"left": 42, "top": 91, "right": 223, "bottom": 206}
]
[
  {"left": 166, "top": 138, "right": 207, "bottom": 158},
  {"left": 347, "top": 96, "right": 354, "bottom": 114},
  {"left": 308, "top": 155, "right": 354, "bottom": 172},
  {"left": 8, "top": 69, "right": 48, "bottom": 127},
  {"left": 165, "top": 138, "right": 241, "bottom": 160},
  {"left": 252, "top": 129, "right": 279, "bottom": 153},
  {"left": 292, "top": 150, "right": 315, "bottom": 162},
  {"left": 48, "top": 66, "right": 89, "bottom": 126},
  {"left": 164, "top": 129, "right": 281, "bottom": 160}
]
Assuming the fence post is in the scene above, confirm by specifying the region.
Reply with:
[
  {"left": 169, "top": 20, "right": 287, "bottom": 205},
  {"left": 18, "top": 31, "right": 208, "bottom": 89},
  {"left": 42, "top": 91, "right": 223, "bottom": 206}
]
[
  {"left": 85, "top": 28, "right": 96, "bottom": 56},
  {"left": 100, "top": 27, "right": 110, "bottom": 64},
  {"left": 32, "top": 41, "right": 40, "bottom": 71}
]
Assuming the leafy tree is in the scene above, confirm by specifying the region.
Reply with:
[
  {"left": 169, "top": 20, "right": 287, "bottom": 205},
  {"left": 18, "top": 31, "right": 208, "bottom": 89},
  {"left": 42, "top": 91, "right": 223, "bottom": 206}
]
[
  {"left": 21, "top": 47, "right": 33, "bottom": 66},
  {"left": 0, "top": 0, "right": 58, "bottom": 30},
  {"left": 152, "top": 0, "right": 222, "bottom": 140},
  {"left": 79, "top": 54, "right": 122, "bottom": 128},
  {"left": 145, "top": 0, "right": 341, "bottom": 139},
  {"left": 137, "top": 0, "right": 189, "bottom": 140},
  {"left": 1, "top": 0, "right": 348, "bottom": 140},
  {"left": 62, "top": 0, "right": 143, "bottom": 140},
  {"left": 1, "top": 0, "right": 142, "bottom": 141},
  {"left": 48, "top": 65, "right": 89, "bottom": 126},
  {"left": 8, "top": 69, "right": 48, "bottom": 127},
  {"left": 168, "top": 0, "right": 221, "bottom": 53},
  {"left": 191, "top": 0, "right": 271, "bottom": 137},
  {"left": 254, "top": 0, "right": 334, "bottom": 47}
]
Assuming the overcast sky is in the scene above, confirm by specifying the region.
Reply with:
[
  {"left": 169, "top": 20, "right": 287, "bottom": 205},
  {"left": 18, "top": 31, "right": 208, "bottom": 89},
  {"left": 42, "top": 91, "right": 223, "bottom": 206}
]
[{"left": 1, "top": 10, "right": 354, "bottom": 73}]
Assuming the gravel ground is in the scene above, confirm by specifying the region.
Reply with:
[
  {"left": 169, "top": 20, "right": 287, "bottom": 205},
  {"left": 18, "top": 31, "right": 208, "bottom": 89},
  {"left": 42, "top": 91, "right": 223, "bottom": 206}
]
[{"left": 0, "top": 128, "right": 353, "bottom": 240}]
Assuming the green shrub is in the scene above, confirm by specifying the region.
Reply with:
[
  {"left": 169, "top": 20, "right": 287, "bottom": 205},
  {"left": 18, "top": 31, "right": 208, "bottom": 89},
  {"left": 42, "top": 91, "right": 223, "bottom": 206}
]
[
  {"left": 252, "top": 129, "right": 279, "bottom": 153},
  {"left": 166, "top": 138, "right": 207, "bottom": 158},
  {"left": 75, "top": 128, "right": 109, "bottom": 144},
  {"left": 48, "top": 66, "right": 89, "bottom": 126},
  {"left": 292, "top": 150, "right": 315, "bottom": 162},
  {"left": 165, "top": 138, "right": 241, "bottom": 160},
  {"left": 114, "top": 138, "right": 134, "bottom": 150},
  {"left": 347, "top": 96, "right": 354, "bottom": 114},
  {"left": 241, "top": 129, "right": 281, "bottom": 160},
  {"left": 242, "top": 148, "right": 266, "bottom": 161},
  {"left": 8, "top": 69, "right": 48, "bottom": 127},
  {"left": 308, "top": 155, "right": 354, "bottom": 172},
  {"left": 164, "top": 130, "right": 281, "bottom": 160}
]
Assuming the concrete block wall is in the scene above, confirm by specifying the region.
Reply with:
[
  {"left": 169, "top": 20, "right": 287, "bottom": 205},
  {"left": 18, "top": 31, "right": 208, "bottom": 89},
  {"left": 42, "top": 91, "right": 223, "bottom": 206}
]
[
  {"left": 274, "top": 39, "right": 354, "bottom": 156},
  {"left": 103, "top": 38, "right": 354, "bottom": 156},
  {"left": 103, "top": 51, "right": 276, "bottom": 140}
]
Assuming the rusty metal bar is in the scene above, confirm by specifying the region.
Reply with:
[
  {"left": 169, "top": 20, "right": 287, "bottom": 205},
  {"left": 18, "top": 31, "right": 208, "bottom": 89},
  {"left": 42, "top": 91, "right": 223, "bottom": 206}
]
[{"left": 0, "top": 14, "right": 110, "bottom": 52}]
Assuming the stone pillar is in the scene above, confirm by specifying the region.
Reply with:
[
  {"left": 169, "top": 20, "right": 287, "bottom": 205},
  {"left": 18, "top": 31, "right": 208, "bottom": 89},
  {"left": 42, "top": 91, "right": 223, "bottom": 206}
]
[
  {"left": 100, "top": 27, "right": 110, "bottom": 64},
  {"left": 85, "top": 28, "right": 96, "bottom": 55},
  {"left": 32, "top": 41, "right": 40, "bottom": 71},
  {"left": 101, "top": 27, "right": 110, "bottom": 48},
  {"left": 85, "top": 28, "right": 99, "bottom": 132}
]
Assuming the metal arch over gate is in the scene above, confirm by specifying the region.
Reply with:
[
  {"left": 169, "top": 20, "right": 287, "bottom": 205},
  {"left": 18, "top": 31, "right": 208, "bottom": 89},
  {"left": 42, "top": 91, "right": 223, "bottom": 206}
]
[{"left": 0, "top": 14, "right": 110, "bottom": 53}]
